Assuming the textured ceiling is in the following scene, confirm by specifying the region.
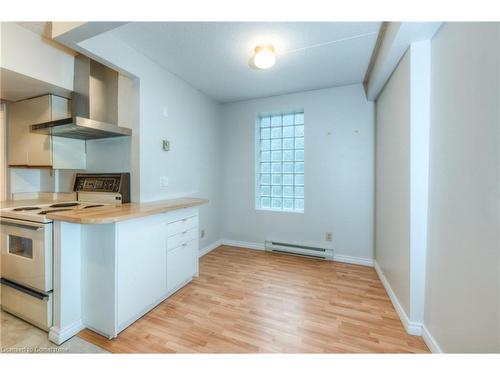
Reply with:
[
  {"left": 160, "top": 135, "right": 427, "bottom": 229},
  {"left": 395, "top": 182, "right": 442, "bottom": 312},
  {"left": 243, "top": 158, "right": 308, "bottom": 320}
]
[{"left": 111, "top": 22, "right": 381, "bottom": 103}]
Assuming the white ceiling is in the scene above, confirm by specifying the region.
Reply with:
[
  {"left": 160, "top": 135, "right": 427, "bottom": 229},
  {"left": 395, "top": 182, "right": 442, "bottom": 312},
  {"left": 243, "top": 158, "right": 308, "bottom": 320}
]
[
  {"left": 1, "top": 68, "right": 72, "bottom": 102},
  {"left": 111, "top": 22, "right": 381, "bottom": 103},
  {"left": 16, "top": 22, "right": 51, "bottom": 37}
]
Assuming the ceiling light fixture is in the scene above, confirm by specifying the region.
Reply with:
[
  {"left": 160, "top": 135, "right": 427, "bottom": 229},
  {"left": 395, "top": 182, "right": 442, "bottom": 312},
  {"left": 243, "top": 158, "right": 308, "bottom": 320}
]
[
  {"left": 249, "top": 31, "right": 379, "bottom": 70},
  {"left": 253, "top": 44, "right": 276, "bottom": 69}
]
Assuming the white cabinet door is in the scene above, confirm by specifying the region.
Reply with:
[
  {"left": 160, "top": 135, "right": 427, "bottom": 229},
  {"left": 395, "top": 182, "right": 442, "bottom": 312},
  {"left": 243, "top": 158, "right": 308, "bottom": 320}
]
[
  {"left": 7, "top": 98, "right": 42, "bottom": 166},
  {"left": 116, "top": 215, "right": 167, "bottom": 331},
  {"left": 26, "top": 96, "right": 53, "bottom": 167},
  {"left": 7, "top": 94, "right": 86, "bottom": 168},
  {"left": 167, "top": 239, "right": 197, "bottom": 293},
  {"left": 7, "top": 100, "right": 29, "bottom": 165},
  {"left": 20, "top": 95, "right": 58, "bottom": 167}
]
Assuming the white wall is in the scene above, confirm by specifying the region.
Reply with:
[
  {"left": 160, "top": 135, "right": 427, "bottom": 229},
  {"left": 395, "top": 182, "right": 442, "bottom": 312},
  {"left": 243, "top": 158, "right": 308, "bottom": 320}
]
[
  {"left": 220, "top": 84, "right": 374, "bottom": 261},
  {"left": 408, "top": 41, "right": 430, "bottom": 325},
  {"left": 77, "top": 33, "right": 224, "bottom": 250},
  {"left": 375, "top": 42, "right": 431, "bottom": 332},
  {"left": 39, "top": 169, "right": 79, "bottom": 193},
  {"left": 375, "top": 50, "right": 411, "bottom": 315},
  {"left": 0, "top": 22, "right": 74, "bottom": 91},
  {"left": 425, "top": 22, "right": 500, "bottom": 353},
  {"left": 8, "top": 168, "right": 77, "bottom": 196},
  {"left": 8, "top": 168, "right": 41, "bottom": 194}
]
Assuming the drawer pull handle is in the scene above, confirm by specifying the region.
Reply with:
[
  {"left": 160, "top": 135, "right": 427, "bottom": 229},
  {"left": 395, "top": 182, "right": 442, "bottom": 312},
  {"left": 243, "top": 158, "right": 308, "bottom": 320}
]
[
  {"left": 182, "top": 243, "right": 188, "bottom": 247},
  {"left": 182, "top": 230, "right": 187, "bottom": 235},
  {"left": 182, "top": 218, "right": 188, "bottom": 222},
  {"left": 0, "top": 219, "right": 44, "bottom": 231}
]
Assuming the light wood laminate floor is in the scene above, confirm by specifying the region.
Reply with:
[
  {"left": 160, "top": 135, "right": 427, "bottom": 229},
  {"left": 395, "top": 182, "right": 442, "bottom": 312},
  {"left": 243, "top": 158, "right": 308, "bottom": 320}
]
[{"left": 79, "top": 246, "right": 429, "bottom": 353}]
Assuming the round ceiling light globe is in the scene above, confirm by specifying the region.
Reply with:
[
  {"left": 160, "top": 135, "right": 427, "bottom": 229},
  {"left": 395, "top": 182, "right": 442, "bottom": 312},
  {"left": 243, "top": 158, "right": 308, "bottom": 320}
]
[{"left": 253, "top": 44, "right": 276, "bottom": 69}]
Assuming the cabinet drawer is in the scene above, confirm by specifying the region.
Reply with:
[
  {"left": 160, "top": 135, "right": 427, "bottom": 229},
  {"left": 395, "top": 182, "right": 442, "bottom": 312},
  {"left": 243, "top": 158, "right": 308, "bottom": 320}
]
[
  {"left": 167, "top": 240, "right": 197, "bottom": 292},
  {"left": 1, "top": 283, "right": 52, "bottom": 331},
  {"left": 167, "top": 215, "right": 198, "bottom": 237},
  {"left": 167, "top": 227, "right": 198, "bottom": 251}
]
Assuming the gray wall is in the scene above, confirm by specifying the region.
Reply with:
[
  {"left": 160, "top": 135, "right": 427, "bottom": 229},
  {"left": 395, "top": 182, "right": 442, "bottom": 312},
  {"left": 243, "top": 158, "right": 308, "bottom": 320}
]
[
  {"left": 375, "top": 50, "right": 411, "bottom": 315},
  {"left": 425, "top": 22, "right": 500, "bottom": 353},
  {"left": 221, "top": 84, "right": 375, "bottom": 261}
]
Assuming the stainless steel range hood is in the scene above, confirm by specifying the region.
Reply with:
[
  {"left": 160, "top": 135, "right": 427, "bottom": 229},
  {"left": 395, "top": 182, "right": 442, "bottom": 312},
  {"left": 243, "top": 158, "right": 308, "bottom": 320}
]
[
  {"left": 31, "top": 55, "right": 132, "bottom": 140},
  {"left": 32, "top": 116, "right": 132, "bottom": 140}
]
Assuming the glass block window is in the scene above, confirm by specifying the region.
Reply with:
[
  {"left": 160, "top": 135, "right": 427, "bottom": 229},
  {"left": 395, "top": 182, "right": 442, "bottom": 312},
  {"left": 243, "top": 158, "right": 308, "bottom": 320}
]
[{"left": 257, "top": 111, "right": 304, "bottom": 212}]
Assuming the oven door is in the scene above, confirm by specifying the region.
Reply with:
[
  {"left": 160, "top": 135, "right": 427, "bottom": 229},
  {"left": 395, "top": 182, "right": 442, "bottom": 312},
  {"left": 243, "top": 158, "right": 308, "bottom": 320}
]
[{"left": 0, "top": 217, "right": 53, "bottom": 292}]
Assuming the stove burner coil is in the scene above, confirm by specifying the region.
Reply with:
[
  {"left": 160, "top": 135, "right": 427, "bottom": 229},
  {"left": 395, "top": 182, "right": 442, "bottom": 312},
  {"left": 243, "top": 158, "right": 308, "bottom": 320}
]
[
  {"left": 38, "top": 209, "right": 73, "bottom": 215},
  {"left": 49, "top": 202, "right": 80, "bottom": 208}
]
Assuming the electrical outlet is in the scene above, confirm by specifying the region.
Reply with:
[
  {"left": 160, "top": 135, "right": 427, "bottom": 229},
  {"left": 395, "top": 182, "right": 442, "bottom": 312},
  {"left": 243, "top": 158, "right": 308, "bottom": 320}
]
[
  {"left": 160, "top": 176, "right": 169, "bottom": 187},
  {"left": 200, "top": 229, "right": 205, "bottom": 238},
  {"left": 325, "top": 232, "right": 333, "bottom": 241}
]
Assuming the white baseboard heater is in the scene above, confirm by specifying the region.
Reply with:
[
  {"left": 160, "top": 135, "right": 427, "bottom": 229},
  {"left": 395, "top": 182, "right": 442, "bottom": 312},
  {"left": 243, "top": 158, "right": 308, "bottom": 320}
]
[{"left": 264, "top": 241, "right": 334, "bottom": 260}]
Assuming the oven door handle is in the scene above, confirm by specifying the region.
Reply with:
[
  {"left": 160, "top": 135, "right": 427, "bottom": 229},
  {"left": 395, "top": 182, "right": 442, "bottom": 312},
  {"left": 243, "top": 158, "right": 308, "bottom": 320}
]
[
  {"left": 0, "top": 278, "right": 49, "bottom": 300},
  {"left": 0, "top": 218, "right": 45, "bottom": 231}
]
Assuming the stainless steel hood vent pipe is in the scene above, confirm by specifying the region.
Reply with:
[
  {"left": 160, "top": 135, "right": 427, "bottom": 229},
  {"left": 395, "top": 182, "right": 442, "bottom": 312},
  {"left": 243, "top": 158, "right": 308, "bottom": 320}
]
[{"left": 31, "top": 55, "right": 132, "bottom": 140}]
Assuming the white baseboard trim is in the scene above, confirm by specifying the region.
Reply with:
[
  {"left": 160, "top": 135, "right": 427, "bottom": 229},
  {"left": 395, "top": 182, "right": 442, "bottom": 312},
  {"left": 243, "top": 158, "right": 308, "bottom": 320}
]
[
  {"left": 48, "top": 319, "right": 85, "bottom": 345},
  {"left": 374, "top": 260, "right": 422, "bottom": 336},
  {"left": 220, "top": 239, "right": 374, "bottom": 267},
  {"left": 333, "top": 254, "right": 374, "bottom": 267},
  {"left": 220, "top": 239, "right": 265, "bottom": 251},
  {"left": 422, "top": 324, "right": 443, "bottom": 353},
  {"left": 199, "top": 239, "right": 223, "bottom": 257}
]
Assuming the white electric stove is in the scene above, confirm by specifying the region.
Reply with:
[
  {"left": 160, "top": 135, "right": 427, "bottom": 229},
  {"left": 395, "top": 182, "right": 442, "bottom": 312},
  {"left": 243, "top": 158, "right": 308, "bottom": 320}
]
[{"left": 0, "top": 173, "right": 130, "bottom": 331}]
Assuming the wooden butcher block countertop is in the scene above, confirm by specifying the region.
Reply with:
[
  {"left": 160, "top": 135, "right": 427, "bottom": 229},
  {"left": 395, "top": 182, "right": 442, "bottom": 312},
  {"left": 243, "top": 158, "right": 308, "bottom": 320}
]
[{"left": 46, "top": 197, "right": 208, "bottom": 224}]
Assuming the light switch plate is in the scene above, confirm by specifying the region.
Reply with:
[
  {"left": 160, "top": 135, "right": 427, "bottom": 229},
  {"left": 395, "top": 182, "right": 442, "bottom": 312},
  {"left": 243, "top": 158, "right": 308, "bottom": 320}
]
[
  {"left": 160, "top": 176, "right": 169, "bottom": 187},
  {"left": 162, "top": 140, "right": 170, "bottom": 151}
]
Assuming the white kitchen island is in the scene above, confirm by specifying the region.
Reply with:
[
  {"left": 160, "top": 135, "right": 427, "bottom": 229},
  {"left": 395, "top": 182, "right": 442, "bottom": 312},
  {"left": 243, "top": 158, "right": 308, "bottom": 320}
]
[{"left": 46, "top": 198, "right": 207, "bottom": 345}]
